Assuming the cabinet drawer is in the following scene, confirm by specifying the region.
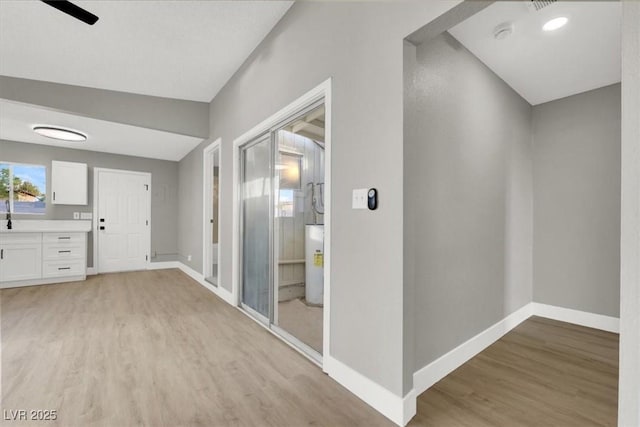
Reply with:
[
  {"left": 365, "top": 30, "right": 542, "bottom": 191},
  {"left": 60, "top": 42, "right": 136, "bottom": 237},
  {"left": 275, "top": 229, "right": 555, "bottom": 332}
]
[
  {"left": 43, "top": 233, "right": 84, "bottom": 244},
  {"left": 0, "top": 233, "right": 42, "bottom": 245},
  {"left": 42, "top": 260, "right": 85, "bottom": 278},
  {"left": 43, "top": 244, "right": 85, "bottom": 260}
]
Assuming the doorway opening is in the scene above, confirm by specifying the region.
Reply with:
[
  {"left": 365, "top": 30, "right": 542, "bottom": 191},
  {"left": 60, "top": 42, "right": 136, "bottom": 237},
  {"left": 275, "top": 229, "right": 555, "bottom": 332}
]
[
  {"left": 203, "top": 140, "right": 221, "bottom": 287},
  {"left": 233, "top": 81, "right": 330, "bottom": 365},
  {"left": 272, "top": 104, "right": 326, "bottom": 357}
]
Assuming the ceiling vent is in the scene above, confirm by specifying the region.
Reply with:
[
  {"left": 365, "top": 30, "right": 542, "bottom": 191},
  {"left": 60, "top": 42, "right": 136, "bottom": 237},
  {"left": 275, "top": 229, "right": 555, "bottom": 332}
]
[
  {"left": 529, "top": 0, "right": 557, "bottom": 12},
  {"left": 493, "top": 22, "right": 514, "bottom": 40}
]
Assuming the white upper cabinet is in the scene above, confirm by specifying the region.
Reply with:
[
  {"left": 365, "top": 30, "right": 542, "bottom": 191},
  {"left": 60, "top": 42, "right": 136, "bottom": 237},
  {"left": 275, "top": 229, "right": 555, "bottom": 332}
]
[{"left": 51, "top": 161, "right": 88, "bottom": 205}]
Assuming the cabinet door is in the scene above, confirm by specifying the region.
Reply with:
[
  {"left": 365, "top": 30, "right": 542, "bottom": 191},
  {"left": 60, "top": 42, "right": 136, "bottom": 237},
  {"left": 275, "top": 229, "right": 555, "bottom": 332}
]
[
  {"left": 51, "top": 161, "right": 88, "bottom": 205},
  {"left": 0, "top": 244, "right": 43, "bottom": 282}
]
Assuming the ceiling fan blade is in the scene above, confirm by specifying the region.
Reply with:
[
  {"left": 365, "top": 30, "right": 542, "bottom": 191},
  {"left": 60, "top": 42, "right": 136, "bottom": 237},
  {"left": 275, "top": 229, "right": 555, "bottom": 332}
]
[{"left": 40, "top": 0, "right": 99, "bottom": 25}]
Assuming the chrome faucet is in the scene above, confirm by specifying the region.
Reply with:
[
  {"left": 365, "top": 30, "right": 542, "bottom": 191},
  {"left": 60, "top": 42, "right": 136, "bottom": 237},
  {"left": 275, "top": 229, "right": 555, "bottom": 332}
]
[{"left": 5, "top": 200, "right": 11, "bottom": 230}]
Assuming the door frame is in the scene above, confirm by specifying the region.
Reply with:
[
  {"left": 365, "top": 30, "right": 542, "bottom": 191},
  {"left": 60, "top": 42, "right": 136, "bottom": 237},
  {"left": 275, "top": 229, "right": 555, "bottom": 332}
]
[
  {"left": 232, "top": 78, "right": 332, "bottom": 367},
  {"left": 237, "top": 132, "right": 273, "bottom": 326},
  {"left": 93, "top": 167, "right": 152, "bottom": 273},
  {"left": 202, "top": 138, "right": 222, "bottom": 287}
]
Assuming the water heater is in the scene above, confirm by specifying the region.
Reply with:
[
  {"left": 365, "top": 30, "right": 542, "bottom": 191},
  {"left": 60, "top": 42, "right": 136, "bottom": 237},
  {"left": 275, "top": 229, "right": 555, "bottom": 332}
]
[{"left": 305, "top": 224, "right": 324, "bottom": 305}]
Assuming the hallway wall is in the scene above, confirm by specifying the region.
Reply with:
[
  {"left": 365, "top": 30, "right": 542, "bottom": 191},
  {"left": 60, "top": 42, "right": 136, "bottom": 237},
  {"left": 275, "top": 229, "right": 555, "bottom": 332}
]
[
  {"left": 532, "top": 84, "right": 621, "bottom": 317},
  {"left": 404, "top": 32, "right": 533, "bottom": 377}
]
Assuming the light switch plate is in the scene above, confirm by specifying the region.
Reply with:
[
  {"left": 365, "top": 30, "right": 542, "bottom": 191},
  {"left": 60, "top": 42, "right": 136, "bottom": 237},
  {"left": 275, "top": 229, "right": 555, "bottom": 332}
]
[
  {"left": 73, "top": 212, "right": 80, "bottom": 220},
  {"left": 352, "top": 189, "right": 368, "bottom": 209},
  {"left": 80, "top": 212, "right": 92, "bottom": 220}
]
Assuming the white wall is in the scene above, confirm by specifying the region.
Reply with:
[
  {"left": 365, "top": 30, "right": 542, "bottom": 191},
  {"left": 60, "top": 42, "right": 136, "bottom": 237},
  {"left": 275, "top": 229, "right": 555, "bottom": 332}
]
[
  {"left": 619, "top": 2, "right": 640, "bottom": 425},
  {"left": 404, "top": 32, "right": 533, "bottom": 382},
  {"left": 533, "top": 84, "right": 621, "bottom": 317}
]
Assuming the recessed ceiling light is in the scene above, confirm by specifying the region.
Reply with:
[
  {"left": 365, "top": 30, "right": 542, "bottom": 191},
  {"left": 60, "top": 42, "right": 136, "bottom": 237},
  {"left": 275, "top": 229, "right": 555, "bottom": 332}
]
[
  {"left": 543, "top": 17, "right": 568, "bottom": 32},
  {"left": 33, "top": 126, "right": 87, "bottom": 142}
]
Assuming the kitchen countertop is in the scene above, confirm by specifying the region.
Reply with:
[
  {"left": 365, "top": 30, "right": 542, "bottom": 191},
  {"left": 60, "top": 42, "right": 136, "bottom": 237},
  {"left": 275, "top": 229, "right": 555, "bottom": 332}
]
[{"left": 0, "top": 220, "right": 92, "bottom": 233}]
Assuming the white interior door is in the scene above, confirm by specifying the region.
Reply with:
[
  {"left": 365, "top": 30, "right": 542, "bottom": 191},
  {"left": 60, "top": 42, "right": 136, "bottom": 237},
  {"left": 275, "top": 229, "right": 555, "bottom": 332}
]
[{"left": 96, "top": 169, "right": 150, "bottom": 273}]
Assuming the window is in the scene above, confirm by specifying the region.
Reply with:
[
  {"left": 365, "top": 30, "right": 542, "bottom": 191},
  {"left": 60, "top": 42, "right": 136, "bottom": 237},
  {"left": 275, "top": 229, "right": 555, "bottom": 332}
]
[
  {"left": 0, "top": 162, "right": 47, "bottom": 215},
  {"left": 277, "top": 189, "right": 295, "bottom": 218},
  {"left": 278, "top": 152, "right": 302, "bottom": 190},
  {"left": 276, "top": 151, "right": 302, "bottom": 218}
]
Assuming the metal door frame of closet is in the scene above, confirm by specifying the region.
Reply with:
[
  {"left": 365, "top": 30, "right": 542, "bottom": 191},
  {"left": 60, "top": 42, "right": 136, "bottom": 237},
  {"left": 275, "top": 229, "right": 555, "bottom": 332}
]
[{"left": 239, "top": 132, "right": 273, "bottom": 326}]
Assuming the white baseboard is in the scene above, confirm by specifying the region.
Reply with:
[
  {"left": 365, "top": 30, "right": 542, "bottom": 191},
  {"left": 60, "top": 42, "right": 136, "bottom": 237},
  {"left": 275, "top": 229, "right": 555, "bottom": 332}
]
[
  {"left": 413, "top": 303, "right": 533, "bottom": 397},
  {"left": 86, "top": 267, "right": 97, "bottom": 276},
  {"left": 402, "top": 389, "right": 417, "bottom": 426},
  {"left": 532, "top": 302, "right": 620, "bottom": 333},
  {"left": 324, "top": 355, "right": 409, "bottom": 426},
  {"left": 147, "top": 261, "right": 180, "bottom": 270}
]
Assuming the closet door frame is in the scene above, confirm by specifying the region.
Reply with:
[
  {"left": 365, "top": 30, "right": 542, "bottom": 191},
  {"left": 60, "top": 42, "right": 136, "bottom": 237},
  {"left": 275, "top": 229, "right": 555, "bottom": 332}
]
[{"left": 238, "top": 133, "right": 273, "bottom": 325}]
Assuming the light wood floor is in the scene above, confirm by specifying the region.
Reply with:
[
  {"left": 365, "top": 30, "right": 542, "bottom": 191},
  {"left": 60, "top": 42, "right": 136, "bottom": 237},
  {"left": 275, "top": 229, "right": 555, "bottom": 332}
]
[
  {"left": 1, "top": 269, "right": 390, "bottom": 427},
  {"left": 2, "top": 271, "right": 619, "bottom": 427},
  {"left": 410, "top": 316, "right": 619, "bottom": 427}
]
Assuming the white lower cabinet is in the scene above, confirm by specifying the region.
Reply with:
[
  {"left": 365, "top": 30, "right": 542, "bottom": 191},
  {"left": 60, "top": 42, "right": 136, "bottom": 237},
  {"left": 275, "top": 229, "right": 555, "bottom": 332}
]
[
  {"left": 0, "top": 233, "right": 43, "bottom": 282},
  {"left": 0, "top": 231, "right": 87, "bottom": 288}
]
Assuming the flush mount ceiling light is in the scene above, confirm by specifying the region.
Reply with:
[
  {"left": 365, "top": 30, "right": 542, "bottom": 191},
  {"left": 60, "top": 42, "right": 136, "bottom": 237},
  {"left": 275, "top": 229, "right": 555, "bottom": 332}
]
[
  {"left": 543, "top": 17, "right": 568, "bottom": 32},
  {"left": 33, "top": 126, "right": 87, "bottom": 142}
]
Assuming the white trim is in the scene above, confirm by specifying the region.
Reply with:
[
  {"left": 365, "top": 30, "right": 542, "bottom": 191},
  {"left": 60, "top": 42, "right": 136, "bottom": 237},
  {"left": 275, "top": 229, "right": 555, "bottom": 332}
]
[
  {"left": 402, "top": 390, "right": 417, "bottom": 426},
  {"left": 324, "top": 355, "right": 407, "bottom": 426},
  {"left": 231, "top": 78, "right": 332, "bottom": 358},
  {"left": 93, "top": 167, "right": 152, "bottom": 274},
  {"left": 532, "top": 302, "right": 620, "bottom": 333},
  {"left": 413, "top": 303, "right": 533, "bottom": 397},
  {"left": 86, "top": 267, "right": 97, "bottom": 276},
  {"left": 322, "top": 80, "right": 332, "bottom": 364},
  {"left": 231, "top": 132, "right": 241, "bottom": 307},
  {"left": 202, "top": 139, "right": 222, "bottom": 287},
  {"left": 147, "top": 261, "right": 180, "bottom": 270},
  {"left": 92, "top": 171, "right": 98, "bottom": 272}
]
